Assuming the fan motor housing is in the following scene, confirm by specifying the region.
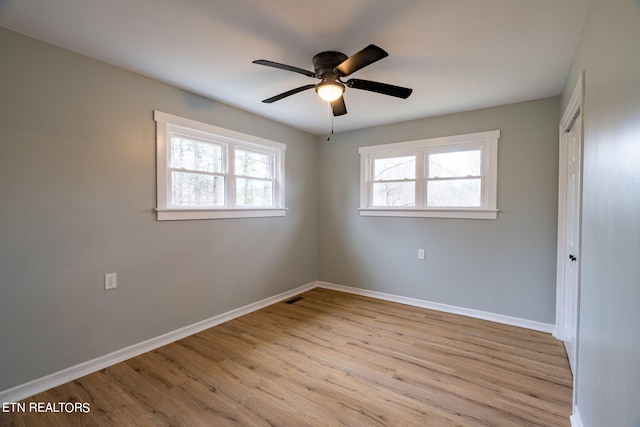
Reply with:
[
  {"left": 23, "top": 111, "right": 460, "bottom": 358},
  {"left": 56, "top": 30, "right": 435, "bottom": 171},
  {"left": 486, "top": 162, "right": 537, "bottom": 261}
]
[{"left": 312, "top": 51, "right": 348, "bottom": 77}]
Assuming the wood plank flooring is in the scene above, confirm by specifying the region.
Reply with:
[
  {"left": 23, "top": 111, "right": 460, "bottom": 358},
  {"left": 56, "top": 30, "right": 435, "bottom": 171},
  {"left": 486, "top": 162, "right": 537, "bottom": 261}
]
[{"left": 0, "top": 288, "right": 573, "bottom": 426}]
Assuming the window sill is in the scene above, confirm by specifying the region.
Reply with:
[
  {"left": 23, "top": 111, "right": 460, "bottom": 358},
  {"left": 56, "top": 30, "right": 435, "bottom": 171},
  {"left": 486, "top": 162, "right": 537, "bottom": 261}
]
[
  {"left": 156, "top": 208, "right": 287, "bottom": 221},
  {"left": 358, "top": 208, "right": 498, "bottom": 219}
]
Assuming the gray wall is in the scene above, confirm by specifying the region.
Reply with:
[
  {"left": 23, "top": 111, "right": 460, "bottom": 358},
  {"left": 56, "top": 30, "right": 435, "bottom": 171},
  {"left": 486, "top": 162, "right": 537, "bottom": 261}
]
[
  {"left": 0, "top": 28, "right": 318, "bottom": 391},
  {"left": 318, "top": 97, "right": 560, "bottom": 323},
  {"left": 561, "top": 0, "right": 640, "bottom": 425}
]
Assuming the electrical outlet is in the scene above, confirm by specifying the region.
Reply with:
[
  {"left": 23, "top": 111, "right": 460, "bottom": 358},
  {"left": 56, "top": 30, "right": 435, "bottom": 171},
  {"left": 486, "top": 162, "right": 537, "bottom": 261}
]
[
  {"left": 418, "top": 249, "right": 426, "bottom": 260},
  {"left": 104, "top": 273, "right": 117, "bottom": 290}
]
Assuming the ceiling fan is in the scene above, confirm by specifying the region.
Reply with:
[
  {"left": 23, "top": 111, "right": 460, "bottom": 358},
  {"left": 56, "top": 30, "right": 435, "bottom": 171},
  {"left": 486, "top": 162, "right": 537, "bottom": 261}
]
[{"left": 252, "top": 44, "right": 412, "bottom": 117}]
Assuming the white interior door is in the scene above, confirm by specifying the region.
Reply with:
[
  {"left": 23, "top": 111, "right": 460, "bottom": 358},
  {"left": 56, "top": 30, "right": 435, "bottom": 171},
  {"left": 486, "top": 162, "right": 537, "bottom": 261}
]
[
  {"left": 555, "top": 72, "right": 584, "bottom": 377},
  {"left": 562, "top": 113, "right": 582, "bottom": 373}
]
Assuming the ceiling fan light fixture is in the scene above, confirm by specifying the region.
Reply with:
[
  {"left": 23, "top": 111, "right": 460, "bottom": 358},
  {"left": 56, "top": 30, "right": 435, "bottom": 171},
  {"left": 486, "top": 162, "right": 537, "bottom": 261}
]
[
  {"left": 254, "top": 44, "right": 412, "bottom": 116},
  {"left": 316, "top": 81, "right": 344, "bottom": 102}
]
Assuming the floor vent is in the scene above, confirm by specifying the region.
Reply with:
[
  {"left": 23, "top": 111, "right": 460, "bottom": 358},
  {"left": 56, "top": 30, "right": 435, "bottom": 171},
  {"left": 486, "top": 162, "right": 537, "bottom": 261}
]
[{"left": 284, "top": 296, "right": 304, "bottom": 305}]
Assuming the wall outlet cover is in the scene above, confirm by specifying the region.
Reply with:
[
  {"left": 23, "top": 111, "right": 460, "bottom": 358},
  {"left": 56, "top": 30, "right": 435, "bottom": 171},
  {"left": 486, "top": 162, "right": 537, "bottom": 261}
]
[{"left": 104, "top": 273, "right": 117, "bottom": 290}]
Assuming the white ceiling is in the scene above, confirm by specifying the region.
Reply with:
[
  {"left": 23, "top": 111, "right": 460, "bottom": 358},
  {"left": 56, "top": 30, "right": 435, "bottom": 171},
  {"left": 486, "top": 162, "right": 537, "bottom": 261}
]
[{"left": 0, "top": 0, "right": 591, "bottom": 135}]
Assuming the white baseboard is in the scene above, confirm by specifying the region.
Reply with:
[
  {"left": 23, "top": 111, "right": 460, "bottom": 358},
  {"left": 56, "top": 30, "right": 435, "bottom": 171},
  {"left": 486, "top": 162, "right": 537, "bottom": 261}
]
[
  {"left": 0, "top": 282, "right": 316, "bottom": 403},
  {"left": 316, "top": 281, "right": 555, "bottom": 334},
  {"left": 1, "top": 280, "right": 556, "bottom": 403},
  {"left": 570, "top": 405, "right": 584, "bottom": 427}
]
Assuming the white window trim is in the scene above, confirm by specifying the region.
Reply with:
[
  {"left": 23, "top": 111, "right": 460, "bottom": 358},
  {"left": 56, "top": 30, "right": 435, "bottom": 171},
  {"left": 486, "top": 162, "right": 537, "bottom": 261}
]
[
  {"left": 359, "top": 130, "right": 500, "bottom": 219},
  {"left": 154, "top": 111, "right": 286, "bottom": 221}
]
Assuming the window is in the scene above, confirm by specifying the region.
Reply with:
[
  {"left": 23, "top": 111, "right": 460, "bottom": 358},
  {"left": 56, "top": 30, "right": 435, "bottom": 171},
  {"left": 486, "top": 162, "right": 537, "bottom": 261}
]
[
  {"left": 359, "top": 130, "right": 499, "bottom": 219},
  {"left": 154, "top": 111, "right": 286, "bottom": 220},
  {"left": 372, "top": 156, "right": 416, "bottom": 207}
]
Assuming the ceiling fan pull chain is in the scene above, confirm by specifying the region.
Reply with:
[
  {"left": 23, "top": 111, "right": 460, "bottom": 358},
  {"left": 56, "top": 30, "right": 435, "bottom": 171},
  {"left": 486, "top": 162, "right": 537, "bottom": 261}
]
[
  {"left": 326, "top": 104, "right": 334, "bottom": 141},
  {"left": 331, "top": 111, "right": 334, "bottom": 135}
]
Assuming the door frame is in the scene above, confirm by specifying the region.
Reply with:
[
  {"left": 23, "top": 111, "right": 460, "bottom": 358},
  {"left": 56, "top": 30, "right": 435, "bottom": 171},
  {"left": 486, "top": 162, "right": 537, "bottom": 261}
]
[
  {"left": 555, "top": 71, "right": 584, "bottom": 408},
  {"left": 555, "top": 71, "right": 584, "bottom": 342}
]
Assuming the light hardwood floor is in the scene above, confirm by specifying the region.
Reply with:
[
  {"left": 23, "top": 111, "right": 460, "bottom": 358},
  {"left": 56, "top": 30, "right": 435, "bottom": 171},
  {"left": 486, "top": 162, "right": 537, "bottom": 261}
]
[{"left": 0, "top": 288, "right": 572, "bottom": 426}]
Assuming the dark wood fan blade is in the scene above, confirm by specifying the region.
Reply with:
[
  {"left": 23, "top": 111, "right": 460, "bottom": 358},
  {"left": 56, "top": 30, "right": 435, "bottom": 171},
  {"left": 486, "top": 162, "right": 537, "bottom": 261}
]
[
  {"left": 346, "top": 79, "right": 413, "bottom": 99},
  {"left": 252, "top": 60, "right": 316, "bottom": 78},
  {"left": 261, "top": 84, "right": 316, "bottom": 103},
  {"left": 331, "top": 96, "right": 347, "bottom": 116},
  {"left": 335, "top": 44, "right": 388, "bottom": 77}
]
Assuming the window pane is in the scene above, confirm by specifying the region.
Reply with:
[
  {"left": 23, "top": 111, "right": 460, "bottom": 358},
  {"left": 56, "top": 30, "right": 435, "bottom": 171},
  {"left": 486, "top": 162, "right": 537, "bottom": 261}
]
[
  {"left": 236, "top": 178, "right": 273, "bottom": 207},
  {"left": 427, "top": 179, "right": 481, "bottom": 207},
  {"left": 373, "top": 182, "right": 415, "bottom": 207},
  {"left": 170, "top": 136, "right": 222, "bottom": 173},
  {"left": 235, "top": 149, "right": 272, "bottom": 179},
  {"left": 428, "top": 150, "right": 481, "bottom": 178},
  {"left": 374, "top": 156, "right": 415, "bottom": 181},
  {"left": 171, "top": 171, "right": 224, "bottom": 206}
]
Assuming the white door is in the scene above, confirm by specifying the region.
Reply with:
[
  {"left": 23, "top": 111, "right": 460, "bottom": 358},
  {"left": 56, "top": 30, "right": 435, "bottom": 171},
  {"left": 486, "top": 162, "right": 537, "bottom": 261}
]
[
  {"left": 562, "top": 113, "right": 582, "bottom": 373},
  {"left": 556, "top": 73, "right": 584, "bottom": 376}
]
